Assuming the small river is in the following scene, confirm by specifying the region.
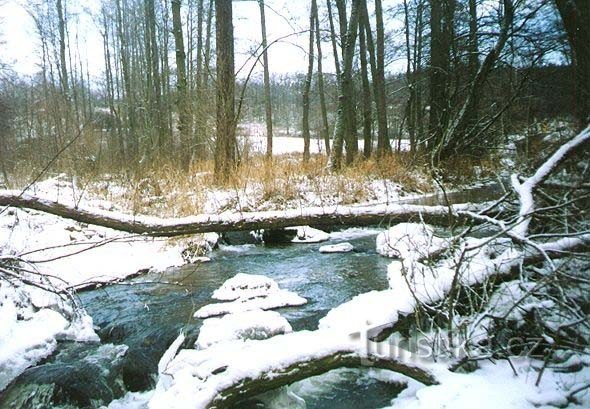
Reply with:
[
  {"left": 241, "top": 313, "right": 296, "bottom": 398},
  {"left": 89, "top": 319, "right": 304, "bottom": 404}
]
[{"left": 0, "top": 184, "right": 503, "bottom": 408}]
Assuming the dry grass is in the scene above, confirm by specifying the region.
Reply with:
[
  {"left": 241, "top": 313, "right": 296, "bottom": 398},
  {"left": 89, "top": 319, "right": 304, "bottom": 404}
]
[{"left": 8, "top": 148, "right": 501, "bottom": 217}]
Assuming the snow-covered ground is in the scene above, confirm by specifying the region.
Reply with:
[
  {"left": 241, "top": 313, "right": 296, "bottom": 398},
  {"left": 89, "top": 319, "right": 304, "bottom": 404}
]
[{"left": 2, "top": 123, "right": 589, "bottom": 409}]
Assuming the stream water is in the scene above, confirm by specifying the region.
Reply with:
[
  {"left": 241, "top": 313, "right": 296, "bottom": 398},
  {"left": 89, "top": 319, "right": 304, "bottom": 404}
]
[{"left": 0, "top": 184, "right": 503, "bottom": 409}]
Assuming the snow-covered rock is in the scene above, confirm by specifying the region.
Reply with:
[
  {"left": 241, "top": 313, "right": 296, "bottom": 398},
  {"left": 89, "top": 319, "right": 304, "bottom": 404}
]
[
  {"left": 195, "top": 273, "right": 307, "bottom": 318},
  {"left": 195, "top": 309, "right": 292, "bottom": 349},
  {"left": 319, "top": 242, "right": 354, "bottom": 253},
  {"left": 289, "top": 226, "right": 330, "bottom": 243},
  {"left": 194, "top": 290, "right": 307, "bottom": 318},
  {"left": 212, "top": 273, "right": 279, "bottom": 301},
  {"left": 376, "top": 223, "right": 447, "bottom": 260}
]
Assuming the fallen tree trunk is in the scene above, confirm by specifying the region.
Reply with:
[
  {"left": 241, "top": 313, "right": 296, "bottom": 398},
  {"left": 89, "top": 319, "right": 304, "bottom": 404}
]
[
  {"left": 0, "top": 191, "right": 486, "bottom": 237},
  {"left": 152, "top": 329, "right": 439, "bottom": 409},
  {"left": 210, "top": 349, "right": 437, "bottom": 408}
]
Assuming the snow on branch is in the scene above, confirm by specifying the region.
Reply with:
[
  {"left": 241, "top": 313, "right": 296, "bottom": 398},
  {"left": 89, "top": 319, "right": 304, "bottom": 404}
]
[{"left": 511, "top": 124, "right": 590, "bottom": 237}]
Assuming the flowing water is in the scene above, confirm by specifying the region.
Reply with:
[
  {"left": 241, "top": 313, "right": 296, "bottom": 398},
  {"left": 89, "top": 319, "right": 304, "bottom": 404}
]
[
  {"left": 0, "top": 184, "right": 503, "bottom": 408},
  {"left": 0, "top": 231, "right": 400, "bottom": 409}
]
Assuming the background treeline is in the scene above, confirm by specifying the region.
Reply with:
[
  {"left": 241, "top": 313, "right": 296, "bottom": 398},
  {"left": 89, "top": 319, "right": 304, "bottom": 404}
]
[{"left": 0, "top": 0, "right": 587, "bottom": 183}]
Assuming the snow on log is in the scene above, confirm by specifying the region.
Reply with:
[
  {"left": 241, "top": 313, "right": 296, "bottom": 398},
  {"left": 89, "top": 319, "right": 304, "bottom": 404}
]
[
  {"left": 0, "top": 190, "right": 486, "bottom": 237},
  {"left": 150, "top": 330, "right": 439, "bottom": 409}
]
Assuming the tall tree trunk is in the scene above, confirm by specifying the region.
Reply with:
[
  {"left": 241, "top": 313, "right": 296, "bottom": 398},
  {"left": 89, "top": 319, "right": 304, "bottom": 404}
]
[
  {"left": 145, "top": 0, "right": 166, "bottom": 154},
  {"left": 115, "top": 0, "right": 138, "bottom": 160},
  {"left": 555, "top": 0, "right": 590, "bottom": 129},
  {"left": 172, "top": 0, "right": 191, "bottom": 169},
  {"left": 258, "top": 0, "right": 274, "bottom": 159},
  {"left": 56, "top": 0, "right": 70, "bottom": 98},
  {"left": 458, "top": 0, "right": 480, "bottom": 138},
  {"left": 214, "top": 0, "right": 236, "bottom": 183},
  {"left": 359, "top": 14, "right": 372, "bottom": 159},
  {"left": 194, "top": 0, "right": 208, "bottom": 160},
  {"left": 302, "top": 0, "right": 316, "bottom": 162},
  {"left": 428, "top": 0, "right": 455, "bottom": 159},
  {"left": 326, "top": 0, "right": 342, "bottom": 79},
  {"left": 403, "top": 0, "right": 416, "bottom": 152},
  {"left": 374, "top": 0, "right": 391, "bottom": 156},
  {"left": 329, "top": 0, "right": 361, "bottom": 170},
  {"left": 314, "top": 0, "right": 331, "bottom": 157},
  {"left": 360, "top": 0, "right": 380, "bottom": 153}
]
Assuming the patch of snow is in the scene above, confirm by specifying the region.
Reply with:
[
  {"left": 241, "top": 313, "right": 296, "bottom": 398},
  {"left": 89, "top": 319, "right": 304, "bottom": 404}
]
[
  {"left": 319, "top": 242, "right": 354, "bottom": 253},
  {"left": 387, "top": 357, "right": 589, "bottom": 409},
  {"left": 376, "top": 223, "right": 447, "bottom": 260},
  {"left": 328, "top": 227, "right": 382, "bottom": 240},
  {"left": 195, "top": 309, "right": 292, "bottom": 349},
  {"left": 0, "top": 278, "right": 98, "bottom": 391},
  {"left": 103, "top": 391, "right": 153, "bottom": 409}
]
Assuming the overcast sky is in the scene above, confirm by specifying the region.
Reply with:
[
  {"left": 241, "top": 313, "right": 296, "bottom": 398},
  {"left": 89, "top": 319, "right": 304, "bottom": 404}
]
[{"left": 0, "top": 0, "right": 401, "bottom": 80}]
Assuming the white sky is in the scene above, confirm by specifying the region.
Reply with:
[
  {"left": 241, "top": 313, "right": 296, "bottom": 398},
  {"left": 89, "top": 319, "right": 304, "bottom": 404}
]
[{"left": 0, "top": 0, "right": 401, "bottom": 80}]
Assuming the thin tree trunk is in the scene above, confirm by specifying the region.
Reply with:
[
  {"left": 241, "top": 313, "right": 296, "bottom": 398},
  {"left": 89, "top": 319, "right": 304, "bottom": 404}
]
[
  {"left": 172, "top": 0, "right": 191, "bottom": 169},
  {"left": 428, "top": 0, "right": 455, "bottom": 160},
  {"left": 302, "top": 0, "right": 316, "bottom": 162},
  {"left": 374, "top": 0, "right": 391, "bottom": 156},
  {"left": 359, "top": 14, "right": 372, "bottom": 159},
  {"left": 314, "top": 0, "right": 331, "bottom": 157},
  {"left": 115, "top": 0, "right": 138, "bottom": 160},
  {"left": 326, "top": 0, "right": 341, "bottom": 79},
  {"left": 145, "top": 0, "right": 166, "bottom": 153},
  {"left": 56, "top": 0, "right": 70, "bottom": 98},
  {"left": 258, "top": 0, "right": 274, "bottom": 159}
]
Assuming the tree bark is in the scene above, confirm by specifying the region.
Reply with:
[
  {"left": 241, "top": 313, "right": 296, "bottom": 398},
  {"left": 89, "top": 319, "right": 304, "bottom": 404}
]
[{"left": 214, "top": 0, "right": 237, "bottom": 183}]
